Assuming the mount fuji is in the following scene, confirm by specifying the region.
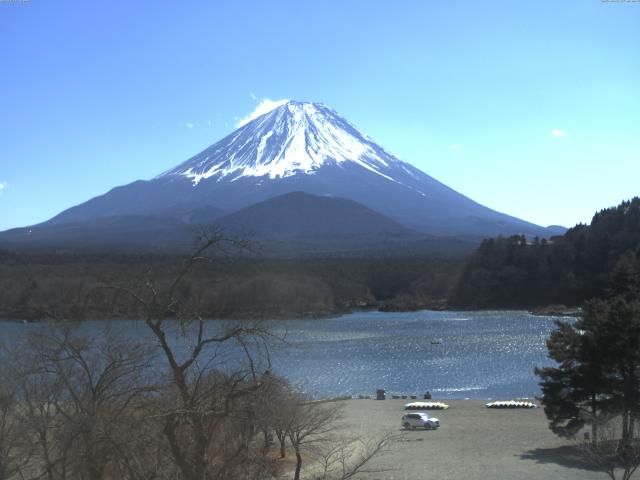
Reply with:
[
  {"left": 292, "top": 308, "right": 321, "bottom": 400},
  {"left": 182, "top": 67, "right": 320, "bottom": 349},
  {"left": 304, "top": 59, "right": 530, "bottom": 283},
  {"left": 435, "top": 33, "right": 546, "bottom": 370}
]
[{"left": 1, "top": 101, "right": 563, "bottom": 252}]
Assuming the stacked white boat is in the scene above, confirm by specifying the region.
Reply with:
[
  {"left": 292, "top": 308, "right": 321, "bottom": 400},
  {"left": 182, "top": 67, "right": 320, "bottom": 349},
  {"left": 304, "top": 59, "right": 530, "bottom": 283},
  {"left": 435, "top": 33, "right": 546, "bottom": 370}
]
[
  {"left": 404, "top": 401, "right": 450, "bottom": 410},
  {"left": 486, "top": 400, "right": 538, "bottom": 409}
]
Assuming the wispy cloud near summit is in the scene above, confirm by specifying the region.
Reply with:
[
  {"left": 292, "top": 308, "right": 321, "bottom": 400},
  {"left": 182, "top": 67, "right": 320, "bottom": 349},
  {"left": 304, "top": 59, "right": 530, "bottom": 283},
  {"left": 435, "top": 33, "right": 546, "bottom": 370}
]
[{"left": 237, "top": 98, "right": 289, "bottom": 128}]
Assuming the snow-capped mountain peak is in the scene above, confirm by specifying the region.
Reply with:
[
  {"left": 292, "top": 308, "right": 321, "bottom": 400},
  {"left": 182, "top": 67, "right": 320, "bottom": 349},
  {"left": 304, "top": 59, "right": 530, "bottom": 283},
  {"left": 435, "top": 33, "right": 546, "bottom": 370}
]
[
  {"left": 32, "top": 100, "right": 556, "bottom": 241},
  {"left": 159, "top": 101, "right": 407, "bottom": 184}
]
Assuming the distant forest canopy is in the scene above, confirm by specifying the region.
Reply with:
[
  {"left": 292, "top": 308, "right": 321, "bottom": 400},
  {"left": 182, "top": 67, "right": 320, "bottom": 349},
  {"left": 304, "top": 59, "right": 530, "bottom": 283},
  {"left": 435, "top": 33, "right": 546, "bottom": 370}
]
[
  {"left": 452, "top": 197, "right": 640, "bottom": 309},
  {"left": 2, "top": 197, "right": 639, "bottom": 321},
  {"left": 0, "top": 253, "right": 459, "bottom": 321}
]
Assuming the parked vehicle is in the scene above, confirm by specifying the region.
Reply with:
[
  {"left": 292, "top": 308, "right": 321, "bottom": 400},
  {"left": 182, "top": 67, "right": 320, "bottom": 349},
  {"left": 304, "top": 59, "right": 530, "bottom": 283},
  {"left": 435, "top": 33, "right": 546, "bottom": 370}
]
[{"left": 401, "top": 412, "right": 440, "bottom": 430}]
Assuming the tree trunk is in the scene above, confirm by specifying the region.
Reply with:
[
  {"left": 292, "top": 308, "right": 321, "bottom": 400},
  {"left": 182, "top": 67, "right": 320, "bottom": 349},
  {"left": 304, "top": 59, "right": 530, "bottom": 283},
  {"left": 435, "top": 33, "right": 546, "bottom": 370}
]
[
  {"left": 591, "top": 394, "right": 598, "bottom": 445},
  {"left": 39, "top": 431, "right": 56, "bottom": 480},
  {"left": 275, "top": 430, "right": 286, "bottom": 458},
  {"left": 293, "top": 445, "right": 302, "bottom": 480},
  {"left": 261, "top": 429, "right": 271, "bottom": 456},
  {"left": 622, "top": 410, "right": 630, "bottom": 445},
  {"left": 192, "top": 431, "right": 208, "bottom": 480}
]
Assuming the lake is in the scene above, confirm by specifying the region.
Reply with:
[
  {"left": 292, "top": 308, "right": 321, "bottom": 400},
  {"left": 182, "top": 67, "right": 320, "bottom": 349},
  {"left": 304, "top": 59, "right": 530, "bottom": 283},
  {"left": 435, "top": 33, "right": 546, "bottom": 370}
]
[{"left": 0, "top": 310, "right": 563, "bottom": 400}]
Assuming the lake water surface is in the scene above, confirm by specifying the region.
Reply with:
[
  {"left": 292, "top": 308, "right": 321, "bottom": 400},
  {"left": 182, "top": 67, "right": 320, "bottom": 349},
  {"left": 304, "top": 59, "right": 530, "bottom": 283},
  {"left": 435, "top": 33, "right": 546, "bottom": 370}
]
[
  {"left": 1, "top": 310, "right": 564, "bottom": 399},
  {"left": 267, "top": 310, "right": 565, "bottom": 399}
]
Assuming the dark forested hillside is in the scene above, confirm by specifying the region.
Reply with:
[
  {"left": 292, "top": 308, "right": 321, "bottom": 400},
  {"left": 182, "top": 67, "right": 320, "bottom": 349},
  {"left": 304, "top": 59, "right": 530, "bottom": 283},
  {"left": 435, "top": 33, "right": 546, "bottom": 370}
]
[
  {"left": 452, "top": 197, "right": 640, "bottom": 308},
  {"left": 5, "top": 198, "right": 639, "bottom": 320},
  {"left": 0, "top": 251, "right": 461, "bottom": 321}
]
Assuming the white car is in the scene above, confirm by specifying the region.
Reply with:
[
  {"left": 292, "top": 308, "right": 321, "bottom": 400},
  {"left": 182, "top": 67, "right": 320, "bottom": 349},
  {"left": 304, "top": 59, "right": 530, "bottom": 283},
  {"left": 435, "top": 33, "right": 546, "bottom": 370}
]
[{"left": 401, "top": 412, "right": 440, "bottom": 430}]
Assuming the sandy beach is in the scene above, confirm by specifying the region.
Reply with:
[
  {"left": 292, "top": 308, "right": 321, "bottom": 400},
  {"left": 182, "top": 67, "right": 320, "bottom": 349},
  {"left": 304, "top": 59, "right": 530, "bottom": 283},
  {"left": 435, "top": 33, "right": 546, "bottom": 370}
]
[{"left": 332, "top": 399, "right": 605, "bottom": 480}]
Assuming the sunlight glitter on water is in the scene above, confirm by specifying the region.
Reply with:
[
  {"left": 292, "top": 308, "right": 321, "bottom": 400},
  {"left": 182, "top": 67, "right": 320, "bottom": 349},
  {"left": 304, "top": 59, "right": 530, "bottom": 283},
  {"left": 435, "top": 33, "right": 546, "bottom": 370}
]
[
  {"left": 0, "top": 310, "right": 563, "bottom": 399},
  {"left": 267, "top": 310, "right": 560, "bottom": 399}
]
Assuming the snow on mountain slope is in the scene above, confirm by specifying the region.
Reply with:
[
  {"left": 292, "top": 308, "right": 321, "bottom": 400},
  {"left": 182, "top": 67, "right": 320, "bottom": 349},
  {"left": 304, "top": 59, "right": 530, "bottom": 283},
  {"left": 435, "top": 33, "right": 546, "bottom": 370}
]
[
  {"left": 30, "top": 100, "right": 561, "bottom": 240},
  {"left": 158, "top": 101, "right": 414, "bottom": 188}
]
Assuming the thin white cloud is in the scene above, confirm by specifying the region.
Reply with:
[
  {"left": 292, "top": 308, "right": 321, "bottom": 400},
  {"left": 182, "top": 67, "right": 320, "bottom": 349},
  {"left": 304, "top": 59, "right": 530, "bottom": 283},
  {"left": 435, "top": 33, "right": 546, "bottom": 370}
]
[
  {"left": 449, "top": 144, "right": 460, "bottom": 152},
  {"left": 186, "top": 122, "right": 194, "bottom": 128},
  {"left": 551, "top": 129, "right": 567, "bottom": 137},
  {"left": 237, "top": 98, "right": 289, "bottom": 128},
  {"left": 0, "top": 182, "right": 6, "bottom": 196},
  {"left": 250, "top": 92, "right": 257, "bottom": 100}
]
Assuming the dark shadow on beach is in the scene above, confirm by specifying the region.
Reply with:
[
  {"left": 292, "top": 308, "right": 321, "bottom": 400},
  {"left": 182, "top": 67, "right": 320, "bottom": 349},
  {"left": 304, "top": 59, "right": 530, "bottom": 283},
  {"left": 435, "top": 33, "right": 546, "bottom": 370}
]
[{"left": 519, "top": 445, "right": 601, "bottom": 473}]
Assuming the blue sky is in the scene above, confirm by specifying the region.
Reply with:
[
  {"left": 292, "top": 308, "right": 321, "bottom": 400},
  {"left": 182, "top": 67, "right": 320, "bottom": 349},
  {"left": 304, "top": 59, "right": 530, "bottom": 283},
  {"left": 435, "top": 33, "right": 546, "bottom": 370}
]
[{"left": 0, "top": 0, "right": 638, "bottom": 231}]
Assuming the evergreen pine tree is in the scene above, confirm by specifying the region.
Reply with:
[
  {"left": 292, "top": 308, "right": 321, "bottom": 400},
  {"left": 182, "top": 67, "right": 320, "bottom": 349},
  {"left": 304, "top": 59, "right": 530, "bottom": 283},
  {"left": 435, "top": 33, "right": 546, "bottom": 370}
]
[{"left": 536, "top": 296, "right": 640, "bottom": 447}]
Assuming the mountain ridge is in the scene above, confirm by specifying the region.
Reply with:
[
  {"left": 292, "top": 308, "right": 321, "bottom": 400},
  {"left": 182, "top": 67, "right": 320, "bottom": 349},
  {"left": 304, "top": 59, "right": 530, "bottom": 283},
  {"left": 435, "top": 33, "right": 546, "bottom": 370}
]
[{"left": 3, "top": 100, "right": 565, "bottom": 251}]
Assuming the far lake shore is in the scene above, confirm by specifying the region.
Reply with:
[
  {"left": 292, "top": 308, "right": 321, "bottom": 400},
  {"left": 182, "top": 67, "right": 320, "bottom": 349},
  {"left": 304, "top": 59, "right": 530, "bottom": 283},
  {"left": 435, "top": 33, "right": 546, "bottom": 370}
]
[{"left": 0, "top": 302, "right": 581, "bottom": 323}]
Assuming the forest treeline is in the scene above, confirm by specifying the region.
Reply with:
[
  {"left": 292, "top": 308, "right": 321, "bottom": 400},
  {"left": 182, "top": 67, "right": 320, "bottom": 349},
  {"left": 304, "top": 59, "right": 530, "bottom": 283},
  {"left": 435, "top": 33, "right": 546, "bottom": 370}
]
[
  {"left": 0, "top": 250, "right": 460, "bottom": 320},
  {"left": 3, "top": 197, "right": 640, "bottom": 320},
  {"left": 452, "top": 197, "right": 640, "bottom": 308}
]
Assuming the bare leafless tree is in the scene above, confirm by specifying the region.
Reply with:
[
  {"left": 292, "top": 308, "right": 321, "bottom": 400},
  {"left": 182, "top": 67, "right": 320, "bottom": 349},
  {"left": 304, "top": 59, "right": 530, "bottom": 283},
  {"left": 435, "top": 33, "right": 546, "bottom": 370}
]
[
  {"left": 3, "top": 338, "right": 69, "bottom": 480},
  {"left": 286, "top": 399, "right": 344, "bottom": 480},
  {"left": 0, "top": 364, "right": 32, "bottom": 480},
  {"left": 312, "top": 434, "right": 394, "bottom": 480},
  {"left": 1, "top": 325, "right": 159, "bottom": 480},
  {"left": 256, "top": 375, "right": 296, "bottom": 459},
  {"left": 36, "top": 328, "right": 156, "bottom": 480},
  {"left": 112, "top": 231, "right": 281, "bottom": 480}
]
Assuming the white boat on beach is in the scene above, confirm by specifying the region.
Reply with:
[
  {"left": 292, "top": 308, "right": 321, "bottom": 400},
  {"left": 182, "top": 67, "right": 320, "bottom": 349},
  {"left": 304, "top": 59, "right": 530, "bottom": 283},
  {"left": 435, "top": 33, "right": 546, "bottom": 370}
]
[{"left": 404, "top": 401, "right": 450, "bottom": 410}]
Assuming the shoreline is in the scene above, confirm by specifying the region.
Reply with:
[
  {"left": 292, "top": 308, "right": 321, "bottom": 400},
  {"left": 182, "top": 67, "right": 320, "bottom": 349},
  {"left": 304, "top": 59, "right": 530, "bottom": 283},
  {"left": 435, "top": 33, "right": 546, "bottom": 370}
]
[
  {"left": 317, "top": 394, "right": 542, "bottom": 403},
  {"left": 0, "top": 303, "right": 581, "bottom": 323}
]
